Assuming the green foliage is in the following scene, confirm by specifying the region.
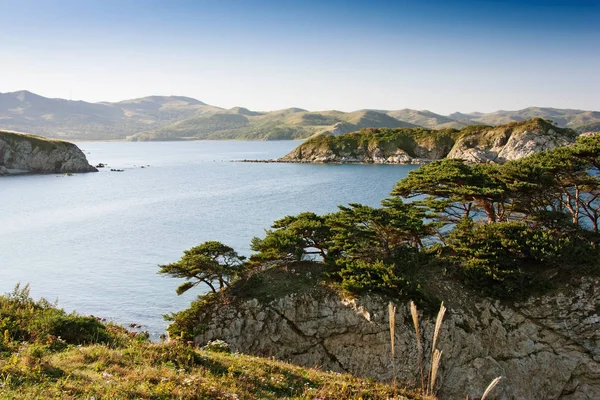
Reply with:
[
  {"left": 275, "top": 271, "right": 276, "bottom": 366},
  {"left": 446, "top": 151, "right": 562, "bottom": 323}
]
[
  {"left": 159, "top": 241, "right": 247, "bottom": 295},
  {"left": 392, "top": 159, "right": 507, "bottom": 224},
  {"left": 447, "top": 219, "right": 599, "bottom": 298},
  {"left": 296, "top": 126, "right": 457, "bottom": 160},
  {"left": 336, "top": 256, "right": 433, "bottom": 307},
  {"left": 329, "top": 198, "right": 431, "bottom": 263},
  {"left": 250, "top": 212, "right": 332, "bottom": 263},
  {"left": 0, "top": 284, "right": 113, "bottom": 351},
  {"left": 165, "top": 293, "right": 220, "bottom": 341}
]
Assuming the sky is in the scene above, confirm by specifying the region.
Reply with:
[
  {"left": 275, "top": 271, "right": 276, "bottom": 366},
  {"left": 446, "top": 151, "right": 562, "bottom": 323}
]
[{"left": 0, "top": 0, "right": 598, "bottom": 114}]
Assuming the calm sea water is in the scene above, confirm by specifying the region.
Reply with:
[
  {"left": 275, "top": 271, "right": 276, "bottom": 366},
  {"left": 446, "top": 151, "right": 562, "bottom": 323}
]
[{"left": 0, "top": 141, "right": 417, "bottom": 338}]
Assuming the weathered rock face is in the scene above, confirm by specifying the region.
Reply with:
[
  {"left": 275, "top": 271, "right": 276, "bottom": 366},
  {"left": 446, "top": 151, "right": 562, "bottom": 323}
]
[
  {"left": 280, "top": 143, "right": 429, "bottom": 164},
  {"left": 447, "top": 122, "right": 576, "bottom": 163},
  {"left": 280, "top": 118, "right": 577, "bottom": 164},
  {"left": 0, "top": 130, "right": 97, "bottom": 174},
  {"left": 194, "top": 277, "right": 600, "bottom": 399}
]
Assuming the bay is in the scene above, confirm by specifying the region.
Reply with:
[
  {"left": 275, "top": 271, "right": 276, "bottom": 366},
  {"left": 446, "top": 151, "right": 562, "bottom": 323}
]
[{"left": 0, "top": 141, "right": 418, "bottom": 338}]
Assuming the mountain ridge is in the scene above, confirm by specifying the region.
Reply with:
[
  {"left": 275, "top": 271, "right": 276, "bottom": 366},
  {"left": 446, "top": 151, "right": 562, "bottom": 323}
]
[{"left": 0, "top": 90, "right": 598, "bottom": 141}]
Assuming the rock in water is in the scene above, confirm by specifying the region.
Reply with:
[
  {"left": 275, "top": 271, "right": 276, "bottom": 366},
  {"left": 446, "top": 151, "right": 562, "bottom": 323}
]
[{"left": 0, "top": 130, "right": 97, "bottom": 174}]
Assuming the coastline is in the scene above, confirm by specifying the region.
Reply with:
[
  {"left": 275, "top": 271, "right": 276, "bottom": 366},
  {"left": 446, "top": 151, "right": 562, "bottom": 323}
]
[{"left": 233, "top": 158, "right": 431, "bottom": 165}]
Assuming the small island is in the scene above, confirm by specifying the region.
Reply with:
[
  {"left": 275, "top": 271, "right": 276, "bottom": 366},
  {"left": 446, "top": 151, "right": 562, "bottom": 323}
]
[{"left": 0, "top": 130, "right": 97, "bottom": 175}]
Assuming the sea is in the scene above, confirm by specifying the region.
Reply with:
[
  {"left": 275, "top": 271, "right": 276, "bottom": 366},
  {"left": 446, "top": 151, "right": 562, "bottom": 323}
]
[{"left": 0, "top": 141, "right": 418, "bottom": 339}]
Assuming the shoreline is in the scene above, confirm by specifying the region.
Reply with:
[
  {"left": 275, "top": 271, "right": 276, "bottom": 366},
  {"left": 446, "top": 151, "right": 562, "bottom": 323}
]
[{"left": 233, "top": 158, "right": 431, "bottom": 165}]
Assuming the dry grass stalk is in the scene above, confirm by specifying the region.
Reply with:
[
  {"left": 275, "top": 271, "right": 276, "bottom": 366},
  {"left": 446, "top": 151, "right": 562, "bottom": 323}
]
[
  {"left": 429, "top": 349, "right": 442, "bottom": 395},
  {"left": 480, "top": 376, "right": 502, "bottom": 400},
  {"left": 410, "top": 300, "right": 425, "bottom": 392},
  {"left": 427, "top": 301, "right": 446, "bottom": 393},
  {"left": 388, "top": 302, "right": 397, "bottom": 392}
]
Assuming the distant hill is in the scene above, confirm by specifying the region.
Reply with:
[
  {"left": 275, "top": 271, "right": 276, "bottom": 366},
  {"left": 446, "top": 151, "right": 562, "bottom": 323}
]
[
  {"left": 386, "top": 109, "right": 468, "bottom": 129},
  {"left": 575, "top": 122, "right": 600, "bottom": 134},
  {"left": 129, "top": 109, "right": 417, "bottom": 141},
  {"left": 0, "top": 91, "right": 218, "bottom": 140},
  {"left": 451, "top": 107, "right": 600, "bottom": 130},
  {"left": 0, "top": 90, "right": 598, "bottom": 141}
]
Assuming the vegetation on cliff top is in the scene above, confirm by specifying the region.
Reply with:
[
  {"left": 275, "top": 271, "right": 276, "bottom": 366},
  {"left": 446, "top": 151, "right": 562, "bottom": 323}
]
[
  {"left": 0, "top": 130, "right": 79, "bottom": 153},
  {"left": 0, "top": 285, "right": 421, "bottom": 400},
  {"left": 280, "top": 118, "right": 577, "bottom": 162},
  {"left": 283, "top": 126, "right": 459, "bottom": 159},
  {"left": 164, "top": 135, "right": 600, "bottom": 339}
]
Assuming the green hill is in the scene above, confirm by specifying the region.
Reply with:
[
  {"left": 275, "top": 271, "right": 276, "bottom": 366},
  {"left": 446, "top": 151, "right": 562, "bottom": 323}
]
[
  {"left": 576, "top": 122, "right": 600, "bottom": 134},
  {"left": 386, "top": 109, "right": 468, "bottom": 129},
  {"left": 130, "top": 109, "right": 417, "bottom": 141},
  {"left": 455, "top": 107, "right": 600, "bottom": 129}
]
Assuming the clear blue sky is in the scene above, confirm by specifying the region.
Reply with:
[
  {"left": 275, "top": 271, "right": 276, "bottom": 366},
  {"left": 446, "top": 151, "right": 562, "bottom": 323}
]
[{"left": 0, "top": 0, "right": 598, "bottom": 114}]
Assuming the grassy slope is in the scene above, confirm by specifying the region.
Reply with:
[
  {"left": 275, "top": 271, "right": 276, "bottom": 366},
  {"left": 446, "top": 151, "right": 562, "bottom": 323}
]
[
  {"left": 576, "top": 122, "right": 600, "bottom": 134},
  {"left": 129, "top": 109, "right": 418, "bottom": 141},
  {"left": 463, "top": 107, "right": 600, "bottom": 129},
  {"left": 386, "top": 109, "right": 468, "bottom": 129},
  {"left": 0, "top": 130, "right": 79, "bottom": 152},
  {"left": 0, "top": 286, "right": 421, "bottom": 400}
]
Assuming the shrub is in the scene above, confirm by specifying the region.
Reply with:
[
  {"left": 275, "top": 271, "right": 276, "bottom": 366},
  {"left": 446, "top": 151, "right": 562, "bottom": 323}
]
[
  {"left": 0, "top": 284, "right": 112, "bottom": 349},
  {"left": 447, "top": 219, "right": 599, "bottom": 298}
]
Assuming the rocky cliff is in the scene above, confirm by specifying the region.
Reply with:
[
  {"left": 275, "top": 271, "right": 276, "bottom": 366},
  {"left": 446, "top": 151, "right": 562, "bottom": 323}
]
[
  {"left": 0, "top": 130, "right": 97, "bottom": 175},
  {"left": 446, "top": 119, "right": 576, "bottom": 163},
  {"left": 279, "top": 118, "right": 577, "bottom": 164},
  {"left": 192, "top": 276, "right": 600, "bottom": 399}
]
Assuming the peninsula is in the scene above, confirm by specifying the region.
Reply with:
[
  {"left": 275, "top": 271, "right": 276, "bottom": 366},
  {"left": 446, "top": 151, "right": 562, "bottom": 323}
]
[
  {"left": 0, "top": 130, "right": 97, "bottom": 175},
  {"left": 277, "top": 118, "right": 578, "bottom": 164}
]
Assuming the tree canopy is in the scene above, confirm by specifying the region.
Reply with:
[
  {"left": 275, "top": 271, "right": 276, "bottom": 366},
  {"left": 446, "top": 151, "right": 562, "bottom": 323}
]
[{"left": 158, "top": 241, "right": 246, "bottom": 295}]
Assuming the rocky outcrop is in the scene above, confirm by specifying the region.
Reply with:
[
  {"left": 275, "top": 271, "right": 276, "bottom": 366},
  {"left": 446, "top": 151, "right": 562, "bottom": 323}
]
[
  {"left": 0, "top": 130, "right": 97, "bottom": 174},
  {"left": 446, "top": 119, "right": 576, "bottom": 163},
  {"left": 193, "top": 277, "right": 600, "bottom": 399},
  {"left": 279, "top": 118, "right": 577, "bottom": 164},
  {"left": 280, "top": 143, "right": 430, "bottom": 164}
]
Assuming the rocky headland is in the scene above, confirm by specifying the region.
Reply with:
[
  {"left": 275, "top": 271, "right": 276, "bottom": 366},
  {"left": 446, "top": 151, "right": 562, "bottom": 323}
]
[
  {"left": 190, "top": 272, "right": 600, "bottom": 400},
  {"left": 169, "top": 134, "right": 600, "bottom": 399},
  {"left": 277, "top": 118, "right": 577, "bottom": 164},
  {"left": 0, "top": 130, "right": 97, "bottom": 175}
]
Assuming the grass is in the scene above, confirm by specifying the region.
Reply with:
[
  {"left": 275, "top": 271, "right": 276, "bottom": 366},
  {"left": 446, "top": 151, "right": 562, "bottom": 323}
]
[
  {"left": 1, "top": 342, "right": 422, "bottom": 399},
  {"left": 0, "top": 130, "right": 77, "bottom": 153},
  {"left": 0, "top": 285, "right": 423, "bottom": 400}
]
